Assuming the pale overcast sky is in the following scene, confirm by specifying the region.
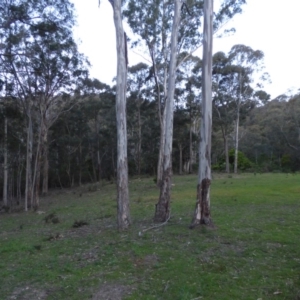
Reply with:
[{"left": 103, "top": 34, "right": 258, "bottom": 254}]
[{"left": 72, "top": 0, "right": 300, "bottom": 99}]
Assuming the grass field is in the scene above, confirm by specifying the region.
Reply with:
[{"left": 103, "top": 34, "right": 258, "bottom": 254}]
[{"left": 0, "top": 173, "right": 300, "bottom": 299}]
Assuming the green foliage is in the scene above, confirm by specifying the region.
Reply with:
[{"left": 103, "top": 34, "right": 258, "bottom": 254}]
[
  {"left": 213, "top": 149, "right": 253, "bottom": 171},
  {"left": 240, "top": 95, "right": 300, "bottom": 172},
  {"left": 281, "top": 154, "right": 291, "bottom": 172},
  {"left": 0, "top": 174, "right": 300, "bottom": 299},
  {"left": 228, "top": 148, "right": 253, "bottom": 170}
]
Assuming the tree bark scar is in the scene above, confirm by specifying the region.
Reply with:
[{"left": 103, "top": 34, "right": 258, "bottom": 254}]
[
  {"left": 124, "top": 32, "right": 128, "bottom": 68},
  {"left": 154, "top": 166, "right": 171, "bottom": 222},
  {"left": 200, "top": 178, "right": 211, "bottom": 224}
]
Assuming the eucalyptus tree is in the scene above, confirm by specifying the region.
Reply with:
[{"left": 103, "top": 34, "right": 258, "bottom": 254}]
[
  {"left": 0, "top": 0, "right": 89, "bottom": 210},
  {"left": 0, "top": 99, "right": 9, "bottom": 207},
  {"left": 281, "top": 94, "right": 300, "bottom": 157},
  {"left": 181, "top": 55, "right": 202, "bottom": 173},
  {"left": 150, "top": 0, "right": 181, "bottom": 222},
  {"left": 124, "top": 0, "right": 246, "bottom": 188},
  {"left": 228, "top": 44, "right": 268, "bottom": 173},
  {"left": 102, "top": 0, "right": 130, "bottom": 229},
  {"left": 173, "top": 54, "right": 201, "bottom": 173},
  {"left": 77, "top": 79, "right": 112, "bottom": 183},
  {"left": 240, "top": 96, "right": 299, "bottom": 172},
  {"left": 210, "top": 46, "right": 268, "bottom": 173},
  {"left": 127, "top": 63, "right": 153, "bottom": 176},
  {"left": 1, "top": 106, "right": 8, "bottom": 207},
  {"left": 49, "top": 86, "right": 117, "bottom": 188},
  {"left": 124, "top": 0, "right": 246, "bottom": 222},
  {"left": 124, "top": 0, "right": 204, "bottom": 188},
  {"left": 190, "top": 0, "right": 213, "bottom": 228},
  {"left": 253, "top": 94, "right": 300, "bottom": 171},
  {"left": 212, "top": 51, "right": 239, "bottom": 172},
  {"left": 0, "top": 98, "right": 26, "bottom": 208},
  {"left": 173, "top": 107, "right": 190, "bottom": 175}
]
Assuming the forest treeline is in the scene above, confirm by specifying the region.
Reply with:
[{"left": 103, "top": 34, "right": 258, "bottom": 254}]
[
  {"left": 1, "top": 74, "right": 299, "bottom": 204},
  {"left": 0, "top": 0, "right": 299, "bottom": 212}
]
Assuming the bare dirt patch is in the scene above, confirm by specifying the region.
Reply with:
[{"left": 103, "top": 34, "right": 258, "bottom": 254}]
[
  {"left": 9, "top": 286, "right": 48, "bottom": 300},
  {"left": 132, "top": 254, "right": 159, "bottom": 268},
  {"left": 92, "top": 283, "right": 134, "bottom": 300}
]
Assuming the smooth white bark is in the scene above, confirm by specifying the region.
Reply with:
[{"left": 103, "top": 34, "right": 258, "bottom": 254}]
[
  {"left": 154, "top": 0, "right": 181, "bottom": 222},
  {"left": 110, "top": 0, "right": 130, "bottom": 229},
  {"left": 234, "top": 104, "right": 240, "bottom": 174},
  {"left": 191, "top": 0, "right": 213, "bottom": 227}
]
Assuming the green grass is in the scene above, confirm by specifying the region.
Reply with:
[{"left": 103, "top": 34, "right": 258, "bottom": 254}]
[{"left": 0, "top": 173, "right": 300, "bottom": 299}]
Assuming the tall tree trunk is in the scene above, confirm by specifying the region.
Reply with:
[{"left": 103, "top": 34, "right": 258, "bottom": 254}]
[
  {"left": 156, "top": 0, "right": 168, "bottom": 187},
  {"left": 190, "top": 0, "right": 213, "bottom": 228},
  {"left": 221, "top": 127, "right": 230, "bottom": 173},
  {"left": 25, "top": 115, "right": 33, "bottom": 211},
  {"left": 234, "top": 104, "right": 240, "bottom": 174},
  {"left": 3, "top": 117, "right": 8, "bottom": 207},
  {"left": 32, "top": 125, "right": 42, "bottom": 210},
  {"left": 42, "top": 130, "right": 49, "bottom": 195},
  {"left": 234, "top": 71, "right": 243, "bottom": 174},
  {"left": 79, "top": 142, "right": 82, "bottom": 186},
  {"left": 154, "top": 0, "right": 181, "bottom": 222},
  {"left": 157, "top": 111, "right": 166, "bottom": 186},
  {"left": 179, "top": 144, "right": 183, "bottom": 175},
  {"left": 97, "top": 150, "right": 101, "bottom": 181},
  {"left": 189, "top": 124, "right": 193, "bottom": 173},
  {"left": 16, "top": 145, "right": 23, "bottom": 204},
  {"left": 34, "top": 153, "right": 41, "bottom": 210},
  {"left": 137, "top": 99, "right": 142, "bottom": 176},
  {"left": 90, "top": 146, "right": 97, "bottom": 182},
  {"left": 9, "top": 173, "right": 13, "bottom": 206},
  {"left": 95, "top": 117, "right": 101, "bottom": 182},
  {"left": 17, "top": 158, "right": 23, "bottom": 205},
  {"left": 224, "top": 135, "right": 230, "bottom": 173},
  {"left": 110, "top": 0, "right": 130, "bottom": 229},
  {"left": 42, "top": 147, "right": 49, "bottom": 195}
]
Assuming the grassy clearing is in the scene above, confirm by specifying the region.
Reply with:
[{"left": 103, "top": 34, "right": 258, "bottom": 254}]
[{"left": 0, "top": 173, "right": 300, "bottom": 299}]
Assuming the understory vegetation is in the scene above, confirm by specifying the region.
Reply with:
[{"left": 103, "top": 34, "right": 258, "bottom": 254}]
[{"left": 1, "top": 173, "right": 299, "bottom": 299}]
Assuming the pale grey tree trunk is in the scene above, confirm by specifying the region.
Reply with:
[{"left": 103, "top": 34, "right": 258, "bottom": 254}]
[
  {"left": 79, "top": 142, "right": 82, "bottom": 186},
  {"left": 189, "top": 123, "right": 193, "bottom": 173},
  {"left": 156, "top": 59, "right": 168, "bottom": 186},
  {"left": 156, "top": 0, "right": 169, "bottom": 186},
  {"left": 157, "top": 108, "right": 166, "bottom": 185},
  {"left": 3, "top": 117, "right": 8, "bottom": 207},
  {"left": 137, "top": 99, "right": 142, "bottom": 176},
  {"left": 34, "top": 149, "right": 42, "bottom": 210},
  {"left": 154, "top": 0, "right": 181, "bottom": 222},
  {"left": 110, "top": 0, "right": 130, "bottom": 229},
  {"left": 25, "top": 115, "right": 33, "bottom": 211},
  {"left": 97, "top": 150, "right": 101, "bottom": 181},
  {"left": 220, "top": 124, "right": 229, "bottom": 173},
  {"left": 234, "top": 72, "right": 242, "bottom": 174},
  {"left": 42, "top": 130, "right": 49, "bottom": 195},
  {"left": 179, "top": 144, "right": 183, "bottom": 175},
  {"left": 17, "top": 152, "right": 23, "bottom": 205},
  {"left": 214, "top": 104, "right": 230, "bottom": 173},
  {"left": 224, "top": 134, "right": 230, "bottom": 173},
  {"left": 32, "top": 122, "right": 43, "bottom": 210},
  {"left": 190, "top": 0, "right": 214, "bottom": 228},
  {"left": 42, "top": 147, "right": 48, "bottom": 195},
  {"left": 234, "top": 106, "right": 240, "bottom": 174},
  {"left": 95, "top": 114, "right": 101, "bottom": 182}
]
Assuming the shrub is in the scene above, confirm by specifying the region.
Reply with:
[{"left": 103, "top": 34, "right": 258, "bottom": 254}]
[{"left": 228, "top": 149, "right": 253, "bottom": 170}]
